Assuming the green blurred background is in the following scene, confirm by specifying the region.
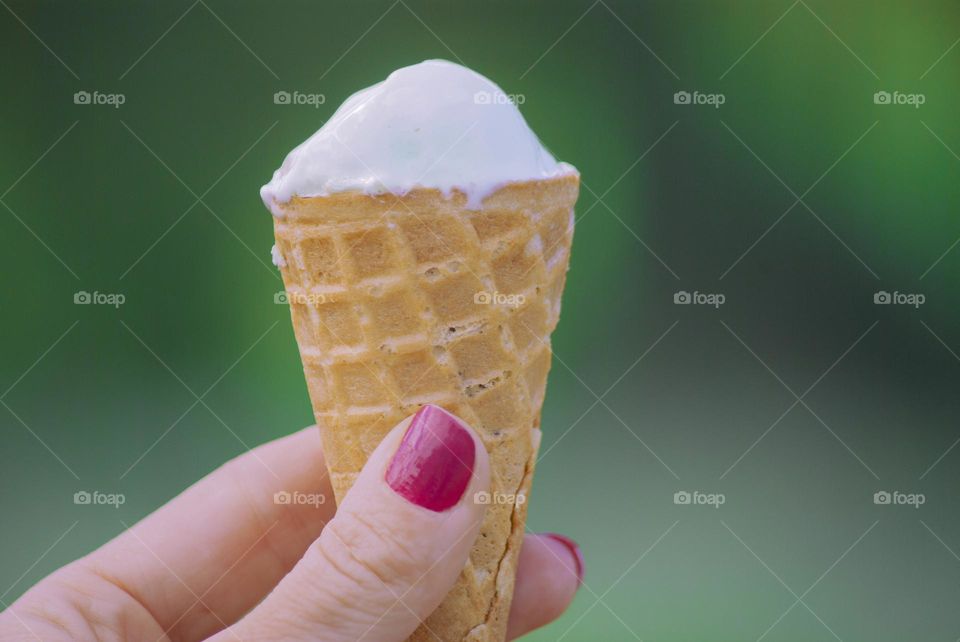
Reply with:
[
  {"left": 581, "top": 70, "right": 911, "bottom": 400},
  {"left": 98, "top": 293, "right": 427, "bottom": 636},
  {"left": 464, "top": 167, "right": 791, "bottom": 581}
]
[{"left": 2, "top": 0, "right": 960, "bottom": 639}]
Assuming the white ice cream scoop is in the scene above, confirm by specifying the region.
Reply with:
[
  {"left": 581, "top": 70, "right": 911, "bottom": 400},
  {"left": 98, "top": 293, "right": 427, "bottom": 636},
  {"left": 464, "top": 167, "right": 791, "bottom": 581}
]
[{"left": 261, "top": 59, "right": 577, "bottom": 213}]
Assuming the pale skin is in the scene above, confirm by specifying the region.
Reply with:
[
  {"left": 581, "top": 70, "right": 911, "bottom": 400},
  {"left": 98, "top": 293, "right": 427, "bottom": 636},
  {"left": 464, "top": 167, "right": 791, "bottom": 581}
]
[{"left": 0, "top": 414, "right": 581, "bottom": 641}]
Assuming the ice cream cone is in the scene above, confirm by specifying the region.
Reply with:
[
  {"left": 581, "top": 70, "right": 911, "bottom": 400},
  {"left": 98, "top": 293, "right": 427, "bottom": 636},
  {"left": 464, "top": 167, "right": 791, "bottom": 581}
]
[{"left": 272, "top": 173, "right": 578, "bottom": 641}]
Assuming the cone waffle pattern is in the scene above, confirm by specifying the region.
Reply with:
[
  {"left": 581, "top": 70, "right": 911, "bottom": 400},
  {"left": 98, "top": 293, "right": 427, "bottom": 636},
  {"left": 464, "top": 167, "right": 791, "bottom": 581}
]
[{"left": 273, "top": 175, "right": 578, "bottom": 641}]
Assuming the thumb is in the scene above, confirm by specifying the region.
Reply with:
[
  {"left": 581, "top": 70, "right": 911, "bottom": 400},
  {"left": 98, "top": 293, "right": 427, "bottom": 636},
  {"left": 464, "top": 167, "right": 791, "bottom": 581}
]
[{"left": 220, "top": 405, "right": 490, "bottom": 642}]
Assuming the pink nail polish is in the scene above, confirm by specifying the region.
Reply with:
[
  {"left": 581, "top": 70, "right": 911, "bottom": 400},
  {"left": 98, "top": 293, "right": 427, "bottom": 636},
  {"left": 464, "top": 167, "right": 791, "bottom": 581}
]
[
  {"left": 386, "top": 405, "right": 476, "bottom": 512},
  {"left": 544, "top": 533, "right": 585, "bottom": 585}
]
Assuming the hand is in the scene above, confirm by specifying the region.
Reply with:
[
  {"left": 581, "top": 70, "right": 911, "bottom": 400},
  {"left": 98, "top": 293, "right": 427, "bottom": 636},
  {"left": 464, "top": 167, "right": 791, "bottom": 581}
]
[{"left": 0, "top": 408, "right": 583, "bottom": 641}]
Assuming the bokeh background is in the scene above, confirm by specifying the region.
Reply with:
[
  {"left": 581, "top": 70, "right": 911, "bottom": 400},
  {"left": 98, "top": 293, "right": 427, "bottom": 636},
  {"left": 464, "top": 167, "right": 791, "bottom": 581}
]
[{"left": 2, "top": 0, "right": 960, "bottom": 639}]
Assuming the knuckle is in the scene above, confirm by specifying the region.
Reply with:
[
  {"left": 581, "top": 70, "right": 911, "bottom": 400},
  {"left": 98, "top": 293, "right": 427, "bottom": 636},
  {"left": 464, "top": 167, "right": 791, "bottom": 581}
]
[
  {"left": 3, "top": 562, "right": 162, "bottom": 642},
  {"left": 316, "top": 511, "right": 427, "bottom": 596},
  {"left": 69, "top": 563, "right": 162, "bottom": 641}
]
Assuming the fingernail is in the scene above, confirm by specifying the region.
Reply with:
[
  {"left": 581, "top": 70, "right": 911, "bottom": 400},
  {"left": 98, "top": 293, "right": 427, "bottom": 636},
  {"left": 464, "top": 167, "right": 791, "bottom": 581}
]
[
  {"left": 544, "top": 533, "right": 585, "bottom": 585},
  {"left": 386, "top": 405, "right": 476, "bottom": 512}
]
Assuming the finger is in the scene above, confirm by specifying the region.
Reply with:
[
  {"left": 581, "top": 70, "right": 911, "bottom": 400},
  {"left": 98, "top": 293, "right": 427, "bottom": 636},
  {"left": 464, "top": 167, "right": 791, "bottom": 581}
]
[
  {"left": 507, "top": 532, "right": 584, "bottom": 640},
  {"left": 81, "top": 426, "right": 336, "bottom": 641},
  {"left": 219, "top": 405, "right": 490, "bottom": 642}
]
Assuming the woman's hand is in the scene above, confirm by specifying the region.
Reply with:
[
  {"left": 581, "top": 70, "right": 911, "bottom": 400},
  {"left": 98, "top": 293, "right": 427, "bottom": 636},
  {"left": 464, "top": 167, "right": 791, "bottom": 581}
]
[{"left": 0, "top": 407, "right": 582, "bottom": 641}]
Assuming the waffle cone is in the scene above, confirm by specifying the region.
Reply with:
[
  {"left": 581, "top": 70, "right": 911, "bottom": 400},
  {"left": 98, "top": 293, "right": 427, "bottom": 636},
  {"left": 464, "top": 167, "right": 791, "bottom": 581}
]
[{"left": 272, "top": 174, "right": 578, "bottom": 641}]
